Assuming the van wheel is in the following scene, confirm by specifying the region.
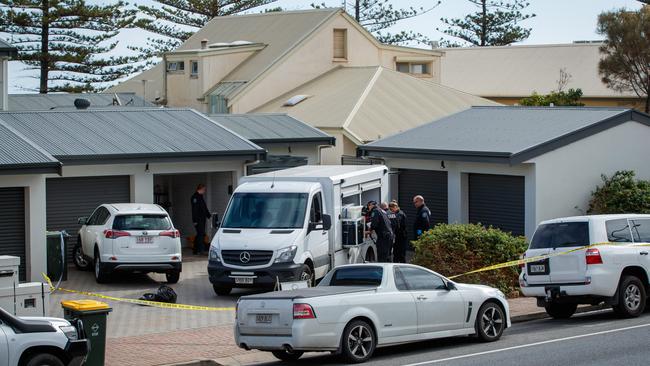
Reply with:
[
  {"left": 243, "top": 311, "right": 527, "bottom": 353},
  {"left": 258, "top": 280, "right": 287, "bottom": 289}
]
[
  {"left": 299, "top": 264, "right": 314, "bottom": 286},
  {"left": 213, "top": 285, "right": 232, "bottom": 296},
  {"left": 341, "top": 320, "right": 376, "bottom": 363},
  {"left": 544, "top": 303, "right": 577, "bottom": 319},
  {"left": 94, "top": 252, "right": 110, "bottom": 284},
  {"left": 271, "top": 350, "right": 304, "bottom": 361},
  {"left": 476, "top": 302, "right": 505, "bottom": 342},
  {"left": 24, "top": 352, "right": 64, "bottom": 366},
  {"left": 613, "top": 276, "right": 646, "bottom": 318},
  {"left": 166, "top": 271, "right": 180, "bottom": 284},
  {"left": 73, "top": 241, "right": 90, "bottom": 270}
]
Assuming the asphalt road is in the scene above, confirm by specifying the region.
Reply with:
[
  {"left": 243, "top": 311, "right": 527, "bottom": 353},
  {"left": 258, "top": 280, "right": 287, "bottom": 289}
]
[{"left": 255, "top": 310, "right": 650, "bottom": 366}]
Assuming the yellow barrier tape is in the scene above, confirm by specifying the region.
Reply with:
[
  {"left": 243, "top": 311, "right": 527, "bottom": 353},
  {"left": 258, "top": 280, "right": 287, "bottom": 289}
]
[
  {"left": 448, "top": 242, "right": 650, "bottom": 279},
  {"left": 43, "top": 274, "right": 235, "bottom": 311}
]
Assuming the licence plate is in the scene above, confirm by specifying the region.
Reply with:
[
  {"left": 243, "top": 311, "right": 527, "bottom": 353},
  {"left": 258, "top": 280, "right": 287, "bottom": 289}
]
[
  {"left": 256, "top": 314, "right": 272, "bottom": 323},
  {"left": 136, "top": 236, "right": 154, "bottom": 244},
  {"left": 530, "top": 264, "right": 546, "bottom": 273},
  {"left": 234, "top": 277, "right": 254, "bottom": 284}
]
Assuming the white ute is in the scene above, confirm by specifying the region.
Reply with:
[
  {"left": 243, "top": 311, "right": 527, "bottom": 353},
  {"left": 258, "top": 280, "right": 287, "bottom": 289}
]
[
  {"left": 520, "top": 214, "right": 650, "bottom": 318},
  {"left": 235, "top": 263, "right": 510, "bottom": 363}
]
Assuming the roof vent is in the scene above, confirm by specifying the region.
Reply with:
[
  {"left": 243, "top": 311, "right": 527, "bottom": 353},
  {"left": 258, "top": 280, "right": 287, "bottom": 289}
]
[
  {"left": 283, "top": 95, "right": 310, "bottom": 107},
  {"left": 74, "top": 98, "right": 91, "bottom": 110},
  {"left": 201, "top": 39, "right": 208, "bottom": 49}
]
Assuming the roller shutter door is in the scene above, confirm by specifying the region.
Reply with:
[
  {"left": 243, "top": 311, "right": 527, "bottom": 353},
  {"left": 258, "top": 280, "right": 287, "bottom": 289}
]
[
  {"left": 469, "top": 174, "right": 525, "bottom": 236},
  {"left": 46, "top": 176, "right": 130, "bottom": 262},
  {"left": 398, "top": 169, "right": 448, "bottom": 240},
  {"left": 0, "top": 188, "right": 26, "bottom": 281}
]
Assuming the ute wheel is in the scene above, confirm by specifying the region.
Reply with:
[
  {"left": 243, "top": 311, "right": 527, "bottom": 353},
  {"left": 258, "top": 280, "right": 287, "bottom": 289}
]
[
  {"left": 613, "top": 276, "right": 646, "bottom": 318},
  {"left": 544, "top": 302, "right": 577, "bottom": 319},
  {"left": 299, "top": 264, "right": 314, "bottom": 286},
  {"left": 73, "top": 241, "right": 91, "bottom": 270},
  {"left": 94, "top": 252, "right": 110, "bottom": 284},
  {"left": 341, "top": 320, "right": 376, "bottom": 363},
  {"left": 271, "top": 350, "right": 304, "bottom": 361},
  {"left": 476, "top": 302, "right": 506, "bottom": 342},
  {"left": 213, "top": 284, "right": 232, "bottom": 296},
  {"left": 24, "top": 353, "right": 64, "bottom": 366},
  {"left": 166, "top": 270, "right": 180, "bottom": 284}
]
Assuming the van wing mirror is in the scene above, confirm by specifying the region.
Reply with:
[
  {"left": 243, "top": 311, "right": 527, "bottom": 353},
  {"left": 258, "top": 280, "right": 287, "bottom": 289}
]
[
  {"left": 77, "top": 217, "right": 88, "bottom": 225},
  {"left": 322, "top": 214, "right": 332, "bottom": 231}
]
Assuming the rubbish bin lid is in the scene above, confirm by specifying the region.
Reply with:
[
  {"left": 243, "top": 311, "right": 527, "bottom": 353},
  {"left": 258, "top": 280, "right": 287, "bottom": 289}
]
[{"left": 61, "top": 299, "right": 111, "bottom": 311}]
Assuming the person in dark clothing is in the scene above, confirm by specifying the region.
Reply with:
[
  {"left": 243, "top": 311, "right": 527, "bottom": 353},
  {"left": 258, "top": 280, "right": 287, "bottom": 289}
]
[
  {"left": 191, "top": 184, "right": 211, "bottom": 255},
  {"left": 412, "top": 195, "right": 431, "bottom": 240},
  {"left": 389, "top": 200, "right": 408, "bottom": 263},
  {"left": 366, "top": 201, "right": 394, "bottom": 263}
]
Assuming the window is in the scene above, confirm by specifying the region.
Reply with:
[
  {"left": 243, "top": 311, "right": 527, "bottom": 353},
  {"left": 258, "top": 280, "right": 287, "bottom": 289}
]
[
  {"left": 399, "top": 267, "right": 447, "bottom": 290},
  {"left": 631, "top": 219, "right": 650, "bottom": 243},
  {"left": 396, "top": 62, "right": 431, "bottom": 75},
  {"left": 393, "top": 268, "right": 409, "bottom": 291},
  {"left": 166, "top": 61, "right": 185, "bottom": 72},
  {"left": 113, "top": 215, "right": 171, "bottom": 231},
  {"left": 210, "top": 95, "right": 229, "bottom": 114},
  {"left": 87, "top": 207, "right": 110, "bottom": 226},
  {"left": 310, "top": 192, "right": 323, "bottom": 223},
  {"left": 333, "top": 29, "right": 347, "bottom": 59},
  {"left": 529, "top": 222, "right": 590, "bottom": 249},
  {"left": 329, "top": 266, "right": 383, "bottom": 286},
  {"left": 86, "top": 208, "right": 102, "bottom": 226},
  {"left": 222, "top": 193, "right": 308, "bottom": 229},
  {"left": 190, "top": 60, "right": 199, "bottom": 76},
  {"left": 606, "top": 219, "right": 633, "bottom": 243}
]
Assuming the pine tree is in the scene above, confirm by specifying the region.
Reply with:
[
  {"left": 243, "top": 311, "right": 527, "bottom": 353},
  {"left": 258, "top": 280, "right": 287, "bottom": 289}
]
[
  {"left": 133, "top": 0, "right": 278, "bottom": 60},
  {"left": 0, "top": 0, "right": 136, "bottom": 93},
  {"left": 439, "top": 0, "right": 535, "bottom": 47}
]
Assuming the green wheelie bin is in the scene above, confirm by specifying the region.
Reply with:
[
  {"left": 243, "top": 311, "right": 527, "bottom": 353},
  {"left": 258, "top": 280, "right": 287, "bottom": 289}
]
[{"left": 62, "top": 300, "right": 112, "bottom": 366}]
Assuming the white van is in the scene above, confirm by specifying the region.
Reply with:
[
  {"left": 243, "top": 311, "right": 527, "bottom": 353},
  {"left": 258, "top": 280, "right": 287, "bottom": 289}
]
[{"left": 207, "top": 165, "right": 388, "bottom": 295}]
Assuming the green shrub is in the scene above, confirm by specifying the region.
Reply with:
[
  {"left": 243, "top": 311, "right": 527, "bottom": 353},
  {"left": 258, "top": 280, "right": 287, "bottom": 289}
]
[
  {"left": 411, "top": 223, "right": 527, "bottom": 296},
  {"left": 588, "top": 171, "right": 650, "bottom": 214}
]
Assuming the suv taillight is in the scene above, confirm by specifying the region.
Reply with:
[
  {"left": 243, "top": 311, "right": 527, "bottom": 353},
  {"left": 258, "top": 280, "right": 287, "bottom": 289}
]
[
  {"left": 519, "top": 253, "right": 526, "bottom": 269},
  {"left": 293, "top": 303, "right": 316, "bottom": 319},
  {"left": 104, "top": 230, "right": 130, "bottom": 239},
  {"left": 160, "top": 230, "right": 180, "bottom": 238},
  {"left": 586, "top": 248, "right": 603, "bottom": 265}
]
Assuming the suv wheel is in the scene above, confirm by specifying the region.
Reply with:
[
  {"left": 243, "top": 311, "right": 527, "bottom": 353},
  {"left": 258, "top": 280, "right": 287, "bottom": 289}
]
[
  {"left": 24, "top": 353, "right": 64, "bottom": 366},
  {"left": 94, "top": 252, "right": 110, "bottom": 284},
  {"left": 341, "top": 320, "right": 376, "bottom": 363},
  {"left": 476, "top": 301, "right": 505, "bottom": 341},
  {"left": 73, "top": 241, "right": 90, "bottom": 270},
  {"left": 166, "top": 270, "right": 180, "bottom": 284},
  {"left": 544, "top": 302, "right": 577, "bottom": 319},
  {"left": 213, "top": 284, "right": 232, "bottom": 296},
  {"left": 613, "top": 276, "right": 646, "bottom": 318}
]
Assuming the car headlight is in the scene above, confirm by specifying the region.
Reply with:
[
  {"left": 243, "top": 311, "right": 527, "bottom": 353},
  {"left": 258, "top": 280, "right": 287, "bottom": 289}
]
[
  {"left": 60, "top": 325, "right": 79, "bottom": 340},
  {"left": 275, "top": 245, "right": 297, "bottom": 263},
  {"left": 209, "top": 244, "right": 221, "bottom": 262}
]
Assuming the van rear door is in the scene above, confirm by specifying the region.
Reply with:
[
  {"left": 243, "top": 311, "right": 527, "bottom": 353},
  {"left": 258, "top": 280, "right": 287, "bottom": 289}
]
[{"left": 528, "top": 222, "right": 590, "bottom": 284}]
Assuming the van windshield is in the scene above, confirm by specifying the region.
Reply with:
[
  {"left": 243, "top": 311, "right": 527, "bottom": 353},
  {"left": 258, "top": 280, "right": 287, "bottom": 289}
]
[
  {"left": 222, "top": 193, "right": 308, "bottom": 229},
  {"left": 529, "top": 222, "right": 590, "bottom": 249}
]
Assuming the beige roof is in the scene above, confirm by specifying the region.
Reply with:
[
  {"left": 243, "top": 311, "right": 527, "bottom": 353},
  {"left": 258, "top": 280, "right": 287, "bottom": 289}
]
[
  {"left": 253, "top": 66, "right": 500, "bottom": 143},
  {"left": 440, "top": 42, "right": 637, "bottom": 99}
]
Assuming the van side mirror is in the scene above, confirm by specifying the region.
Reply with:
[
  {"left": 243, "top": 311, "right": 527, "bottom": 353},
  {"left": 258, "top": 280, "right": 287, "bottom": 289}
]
[
  {"left": 322, "top": 214, "right": 332, "bottom": 231},
  {"left": 77, "top": 217, "right": 87, "bottom": 225},
  {"left": 212, "top": 213, "right": 220, "bottom": 228}
]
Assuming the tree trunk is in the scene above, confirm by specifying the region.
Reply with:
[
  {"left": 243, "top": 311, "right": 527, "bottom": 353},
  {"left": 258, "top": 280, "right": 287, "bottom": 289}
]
[
  {"left": 354, "top": 0, "right": 360, "bottom": 22},
  {"left": 480, "top": 0, "right": 487, "bottom": 46},
  {"left": 39, "top": 0, "right": 50, "bottom": 94}
]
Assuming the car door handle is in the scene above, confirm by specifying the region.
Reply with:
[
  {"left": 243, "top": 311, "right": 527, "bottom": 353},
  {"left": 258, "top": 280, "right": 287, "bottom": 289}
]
[
  {"left": 640, "top": 251, "right": 648, "bottom": 256},
  {"left": 417, "top": 295, "right": 428, "bottom": 301}
]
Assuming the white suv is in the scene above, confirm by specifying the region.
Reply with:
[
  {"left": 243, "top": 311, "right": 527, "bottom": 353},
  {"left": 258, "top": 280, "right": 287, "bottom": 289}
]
[
  {"left": 73, "top": 203, "right": 182, "bottom": 284},
  {"left": 520, "top": 214, "right": 650, "bottom": 319}
]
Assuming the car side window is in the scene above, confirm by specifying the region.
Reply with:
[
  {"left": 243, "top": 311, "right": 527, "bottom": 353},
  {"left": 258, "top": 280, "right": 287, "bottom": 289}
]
[
  {"left": 86, "top": 208, "right": 101, "bottom": 226},
  {"left": 310, "top": 192, "right": 323, "bottom": 223},
  {"left": 631, "top": 219, "right": 650, "bottom": 243},
  {"left": 393, "top": 267, "right": 409, "bottom": 291},
  {"left": 399, "top": 266, "right": 447, "bottom": 291},
  {"left": 96, "top": 208, "right": 111, "bottom": 226},
  {"left": 606, "top": 219, "right": 633, "bottom": 243}
]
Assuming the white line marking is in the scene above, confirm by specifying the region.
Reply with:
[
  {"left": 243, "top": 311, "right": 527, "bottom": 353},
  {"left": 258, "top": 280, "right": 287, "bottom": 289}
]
[{"left": 402, "top": 322, "right": 650, "bottom": 366}]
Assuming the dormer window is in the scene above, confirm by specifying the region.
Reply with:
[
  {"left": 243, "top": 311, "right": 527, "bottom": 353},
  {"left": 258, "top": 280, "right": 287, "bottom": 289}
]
[
  {"left": 333, "top": 29, "right": 347, "bottom": 60},
  {"left": 396, "top": 61, "right": 432, "bottom": 76}
]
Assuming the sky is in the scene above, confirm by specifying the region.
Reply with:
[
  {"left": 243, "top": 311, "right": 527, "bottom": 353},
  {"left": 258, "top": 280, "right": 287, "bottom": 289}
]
[{"left": 4, "top": 0, "right": 644, "bottom": 93}]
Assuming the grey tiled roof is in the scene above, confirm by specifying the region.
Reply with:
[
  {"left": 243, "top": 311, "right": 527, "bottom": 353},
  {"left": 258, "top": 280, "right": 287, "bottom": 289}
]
[
  {"left": 360, "top": 106, "right": 649, "bottom": 164},
  {"left": 8, "top": 93, "right": 154, "bottom": 111},
  {"left": 0, "top": 108, "right": 264, "bottom": 164},
  {"left": 208, "top": 113, "right": 334, "bottom": 144},
  {"left": 0, "top": 39, "right": 17, "bottom": 58},
  {"left": 0, "top": 119, "right": 59, "bottom": 173}
]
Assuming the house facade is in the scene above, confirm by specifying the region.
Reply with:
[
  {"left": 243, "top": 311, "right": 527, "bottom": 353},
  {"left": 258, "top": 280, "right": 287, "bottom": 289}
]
[
  {"left": 359, "top": 107, "right": 650, "bottom": 240},
  {"left": 108, "top": 8, "right": 443, "bottom": 114}
]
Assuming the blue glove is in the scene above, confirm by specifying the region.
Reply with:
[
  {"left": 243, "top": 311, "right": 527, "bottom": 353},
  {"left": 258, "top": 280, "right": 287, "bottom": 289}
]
[{"left": 416, "top": 230, "right": 422, "bottom": 235}]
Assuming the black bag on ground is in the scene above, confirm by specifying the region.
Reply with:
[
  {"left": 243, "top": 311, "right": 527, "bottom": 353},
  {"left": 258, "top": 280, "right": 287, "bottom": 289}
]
[{"left": 139, "top": 285, "right": 177, "bottom": 304}]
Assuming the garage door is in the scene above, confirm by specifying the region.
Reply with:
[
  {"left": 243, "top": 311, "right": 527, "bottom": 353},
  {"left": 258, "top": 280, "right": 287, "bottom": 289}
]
[
  {"left": 469, "top": 174, "right": 525, "bottom": 236},
  {"left": 46, "top": 176, "right": 130, "bottom": 262},
  {"left": 398, "top": 169, "right": 448, "bottom": 240},
  {"left": 0, "top": 188, "right": 26, "bottom": 281}
]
